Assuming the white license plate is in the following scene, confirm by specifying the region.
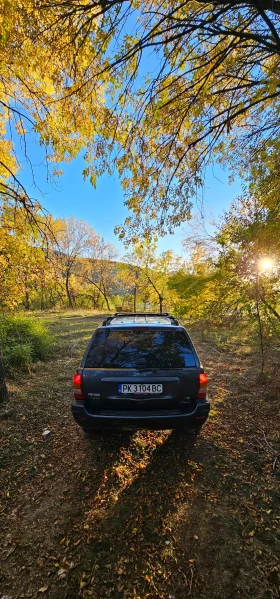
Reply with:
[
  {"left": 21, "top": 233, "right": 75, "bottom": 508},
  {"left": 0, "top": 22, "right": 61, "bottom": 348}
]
[{"left": 118, "top": 383, "right": 163, "bottom": 394}]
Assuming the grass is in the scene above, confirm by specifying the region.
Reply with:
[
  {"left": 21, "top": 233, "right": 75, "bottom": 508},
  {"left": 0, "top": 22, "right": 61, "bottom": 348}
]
[
  {"left": 0, "top": 311, "right": 279, "bottom": 599},
  {"left": 0, "top": 314, "right": 53, "bottom": 373}
]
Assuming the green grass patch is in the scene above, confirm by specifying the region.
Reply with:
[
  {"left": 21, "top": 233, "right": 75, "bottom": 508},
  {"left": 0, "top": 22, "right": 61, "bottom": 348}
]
[{"left": 0, "top": 314, "right": 53, "bottom": 373}]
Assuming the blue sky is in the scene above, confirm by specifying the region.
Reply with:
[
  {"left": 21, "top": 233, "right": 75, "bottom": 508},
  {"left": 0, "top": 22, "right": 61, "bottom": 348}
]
[{"left": 17, "top": 134, "right": 242, "bottom": 259}]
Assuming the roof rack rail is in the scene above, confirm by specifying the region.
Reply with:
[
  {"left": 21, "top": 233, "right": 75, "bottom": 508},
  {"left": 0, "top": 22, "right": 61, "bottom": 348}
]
[
  {"left": 115, "top": 312, "right": 170, "bottom": 317},
  {"left": 102, "top": 312, "right": 179, "bottom": 326}
]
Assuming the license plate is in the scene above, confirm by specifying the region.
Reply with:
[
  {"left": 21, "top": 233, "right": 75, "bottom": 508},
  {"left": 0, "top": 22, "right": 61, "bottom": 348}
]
[{"left": 118, "top": 383, "right": 163, "bottom": 394}]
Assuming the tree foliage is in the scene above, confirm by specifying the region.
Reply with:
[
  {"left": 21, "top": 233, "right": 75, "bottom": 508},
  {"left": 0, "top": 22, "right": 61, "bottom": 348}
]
[
  {"left": 123, "top": 239, "right": 181, "bottom": 312},
  {"left": 171, "top": 172, "right": 280, "bottom": 358},
  {"left": 1, "top": 1, "right": 280, "bottom": 241},
  {"left": 82, "top": 237, "right": 119, "bottom": 310},
  {"left": 0, "top": 0, "right": 110, "bottom": 218}
]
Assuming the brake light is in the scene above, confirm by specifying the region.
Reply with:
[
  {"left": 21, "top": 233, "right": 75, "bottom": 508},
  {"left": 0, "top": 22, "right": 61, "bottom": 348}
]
[
  {"left": 73, "top": 372, "right": 85, "bottom": 400},
  {"left": 197, "top": 373, "right": 208, "bottom": 399}
]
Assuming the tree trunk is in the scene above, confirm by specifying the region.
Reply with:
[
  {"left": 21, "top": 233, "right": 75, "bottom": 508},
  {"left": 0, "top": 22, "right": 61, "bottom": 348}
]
[
  {"left": 103, "top": 289, "right": 111, "bottom": 311},
  {"left": 146, "top": 275, "right": 163, "bottom": 314},
  {"left": 87, "top": 278, "right": 111, "bottom": 310},
  {"left": 0, "top": 354, "right": 8, "bottom": 404},
  {"left": 40, "top": 292, "right": 44, "bottom": 311},
  {"left": 134, "top": 270, "right": 139, "bottom": 312},
  {"left": 101, "top": 279, "right": 111, "bottom": 311},
  {"left": 65, "top": 273, "right": 73, "bottom": 308},
  {"left": 255, "top": 275, "right": 265, "bottom": 374},
  {"left": 25, "top": 290, "right": 30, "bottom": 310}
]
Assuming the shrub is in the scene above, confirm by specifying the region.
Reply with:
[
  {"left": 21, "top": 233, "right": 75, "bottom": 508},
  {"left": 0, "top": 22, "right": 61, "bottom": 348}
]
[
  {"left": 4, "top": 343, "right": 33, "bottom": 371},
  {"left": 0, "top": 315, "right": 53, "bottom": 373}
]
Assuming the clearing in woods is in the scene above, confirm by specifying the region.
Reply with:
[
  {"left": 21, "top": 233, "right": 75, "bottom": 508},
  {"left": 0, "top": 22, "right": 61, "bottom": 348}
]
[{"left": 1, "top": 313, "right": 279, "bottom": 599}]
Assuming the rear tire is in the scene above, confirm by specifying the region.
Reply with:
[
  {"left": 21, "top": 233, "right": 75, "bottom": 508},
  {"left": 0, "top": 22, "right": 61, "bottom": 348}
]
[
  {"left": 193, "top": 427, "right": 202, "bottom": 435},
  {"left": 189, "top": 426, "right": 202, "bottom": 435},
  {"left": 83, "top": 429, "right": 102, "bottom": 438},
  {"left": 177, "top": 426, "right": 202, "bottom": 435}
]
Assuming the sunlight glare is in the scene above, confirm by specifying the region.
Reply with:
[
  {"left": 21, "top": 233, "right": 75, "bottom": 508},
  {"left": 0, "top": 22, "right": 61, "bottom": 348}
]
[{"left": 258, "top": 258, "right": 274, "bottom": 274}]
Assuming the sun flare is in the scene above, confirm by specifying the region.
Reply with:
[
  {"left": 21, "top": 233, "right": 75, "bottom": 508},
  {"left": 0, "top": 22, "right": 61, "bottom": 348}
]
[{"left": 258, "top": 258, "right": 274, "bottom": 273}]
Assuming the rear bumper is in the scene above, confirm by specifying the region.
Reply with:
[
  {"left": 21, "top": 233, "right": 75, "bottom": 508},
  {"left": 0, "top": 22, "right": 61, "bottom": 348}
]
[{"left": 71, "top": 399, "right": 210, "bottom": 431}]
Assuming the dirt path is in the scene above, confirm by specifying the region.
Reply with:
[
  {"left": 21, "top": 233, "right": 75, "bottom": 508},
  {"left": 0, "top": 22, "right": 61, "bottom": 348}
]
[{"left": 1, "top": 315, "right": 279, "bottom": 599}]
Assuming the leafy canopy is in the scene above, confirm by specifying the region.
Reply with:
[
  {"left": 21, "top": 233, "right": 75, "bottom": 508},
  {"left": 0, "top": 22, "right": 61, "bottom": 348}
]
[{"left": 1, "top": 1, "right": 280, "bottom": 241}]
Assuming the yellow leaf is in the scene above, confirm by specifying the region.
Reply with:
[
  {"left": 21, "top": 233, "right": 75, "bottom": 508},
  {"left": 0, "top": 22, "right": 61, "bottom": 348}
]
[
  {"left": 80, "top": 580, "right": 88, "bottom": 589},
  {"left": 38, "top": 586, "right": 48, "bottom": 593},
  {"left": 248, "top": 530, "right": 255, "bottom": 537}
]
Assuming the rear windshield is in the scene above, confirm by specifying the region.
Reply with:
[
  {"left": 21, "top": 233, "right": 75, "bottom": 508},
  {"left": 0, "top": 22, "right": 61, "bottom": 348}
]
[{"left": 84, "top": 327, "right": 196, "bottom": 369}]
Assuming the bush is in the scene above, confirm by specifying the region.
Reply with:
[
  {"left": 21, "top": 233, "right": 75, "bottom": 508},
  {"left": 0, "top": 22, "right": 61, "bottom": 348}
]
[
  {"left": 4, "top": 343, "right": 34, "bottom": 371},
  {"left": 0, "top": 315, "right": 53, "bottom": 373}
]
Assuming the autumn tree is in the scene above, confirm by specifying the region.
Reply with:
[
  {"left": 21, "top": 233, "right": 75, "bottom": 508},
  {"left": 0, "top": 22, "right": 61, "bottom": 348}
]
[
  {"left": 170, "top": 167, "right": 279, "bottom": 372},
  {"left": 0, "top": 0, "right": 110, "bottom": 226},
  {"left": 125, "top": 240, "right": 181, "bottom": 313},
  {"left": 1, "top": 1, "right": 280, "bottom": 243},
  {"left": 169, "top": 242, "right": 217, "bottom": 319},
  {"left": 116, "top": 261, "right": 142, "bottom": 312},
  {"left": 52, "top": 217, "right": 99, "bottom": 308},
  {"left": 82, "top": 237, "right": 118, "bottom": 310},
  {"left": 0, "top": 203, "right": 53, "bottom": 404},
  {"left": 0, "top": 204, "right": 52, "bottom": 310}
]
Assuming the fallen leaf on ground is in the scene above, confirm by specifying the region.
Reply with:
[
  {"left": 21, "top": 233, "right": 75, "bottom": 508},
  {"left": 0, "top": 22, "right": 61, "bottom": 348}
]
[
  {"left": 57, "top": 568, "right": 67, "bottom": 579},
  {"left": 80, "top": 580, "right": 88, "bottom": 589}
]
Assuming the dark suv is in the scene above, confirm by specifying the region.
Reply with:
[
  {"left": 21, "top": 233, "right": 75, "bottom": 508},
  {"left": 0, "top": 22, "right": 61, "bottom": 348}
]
[{"left": 72, "top": 313, "right": 210, "bottom": 434}]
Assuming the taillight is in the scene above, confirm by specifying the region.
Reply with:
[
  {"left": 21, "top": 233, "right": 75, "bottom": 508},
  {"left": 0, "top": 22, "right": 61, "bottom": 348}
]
[
  {"left": 197, "top": 373, "right": 208, "bottom": 399},
  {"left": 73, "top": 372, "right": 85, "bottom": 400}
]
